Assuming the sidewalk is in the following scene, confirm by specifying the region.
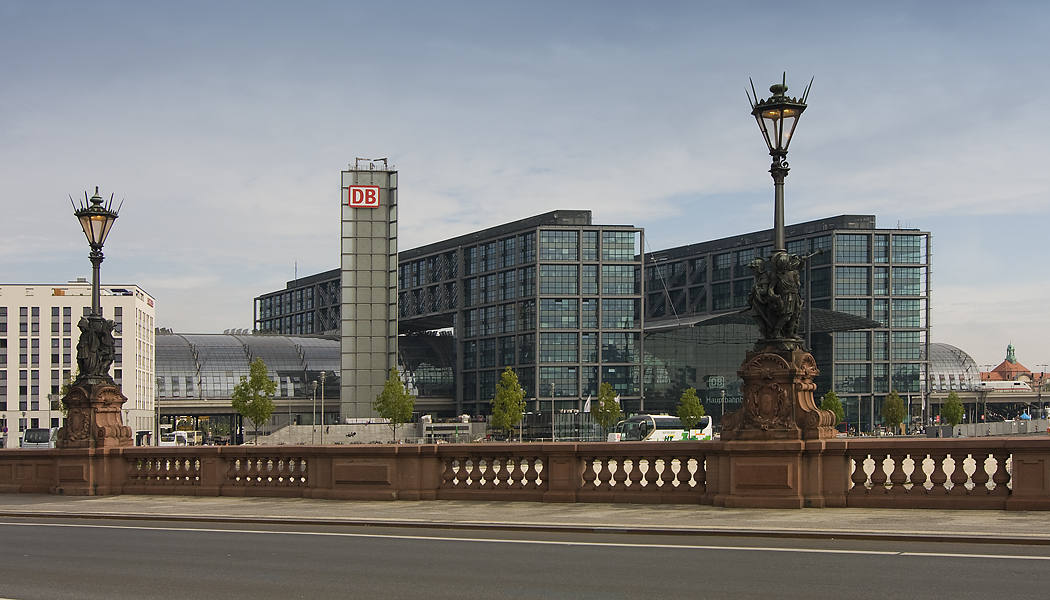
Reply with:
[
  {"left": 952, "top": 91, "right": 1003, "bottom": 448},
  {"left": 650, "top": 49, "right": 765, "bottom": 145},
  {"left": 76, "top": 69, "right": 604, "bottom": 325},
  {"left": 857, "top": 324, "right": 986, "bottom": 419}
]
[{"left": 1, "top": 494, "right": 1049, "bottom": 544}]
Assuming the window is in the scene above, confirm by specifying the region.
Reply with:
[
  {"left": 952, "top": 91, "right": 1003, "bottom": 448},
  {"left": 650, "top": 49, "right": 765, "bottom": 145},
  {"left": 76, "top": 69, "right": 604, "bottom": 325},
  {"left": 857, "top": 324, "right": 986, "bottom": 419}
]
[
  {"left": 835, "top": 267, "right": 869, "bottom": 296},
  {"left": 732, "top": 278, "right": 752, "bottom": 308},
  {"left": 582, "top": 265, "right": 598, "bottom": 295},
  {"left": 734, "top": 248, "right": 755, "bottom": 278},
  {"left": 479, "top": 339, "right": 496, "bottom": 368},
  {"left": 481, "top": 306, "right": 497, "bottom": 336},
  {"left": 581, "top": 333, "right": 598, "bottom": 363},
  {"left": 540, "top": 230, "right": 578, "bottom": 261},
  {"left": 601, "top": 299, "right": 637, "bottom": 329},
  {"left": 891, "top": 331, "right": 922, "bottom": 360},
  {"left": 539, "top": 366, "right": 577, "bottom": 397},
  {"left": 498, "top": 337, "right": 516, "bottom": 366},
  {"left": 892, "top": 267, "right": 923, "bottom": 296},
  {"left": 499, "top": 237, "right": 517, "bottom": 269},
  {"left": 601, "top": 333, "right": 639, "bottom": 363},
  {"left": 836, "top": 234, "right": 869, "bottom": 263},
  {"left": 892, "top": 235, "right": 923, "bottom": 264},
  {"left": 499, "top": 270, "right": 517, "bottom": 301},
  {"left": 541, "top": 265, "right": 579, "bottom": 295},
  {"left": 712, "top": 282, "right": 731, "bottom": 310},
  {"left": 874, "top": 234, "right": 889, "bottom": 263},
  {"left": 581, "top": 299, "right": 598, "bottom": 329},
  {"left": 601, "top": 231, "right": 636, "bottom": 261},
  {"left": 835, "top": 298, "right": 869, "bottom": 319},
  {"left": 892, "top": 299, "right": 922, "bottom": 328},
  {"left": 810, "top": 236, "right": 832, "bottom": 265},
  {"left": 713, "top": 253, "right": 731, "bottom": 281},
  {"left": 540, "top": 333, "right": 578, "bottom": 363},
  {"left": 601, "top": 265, "right": 637, "bottom": 295},
  {"left": 540, "top": 299, "right": 578, "bottom": 329},
  {"left": 835, "top": 364, "right": 871, "bottom": 394},
  {"left": 835, "top": 331, "right": 870, "bottom": 361},
  {"left": 582, "top": 231, "right": 598, "bottom": 261}
]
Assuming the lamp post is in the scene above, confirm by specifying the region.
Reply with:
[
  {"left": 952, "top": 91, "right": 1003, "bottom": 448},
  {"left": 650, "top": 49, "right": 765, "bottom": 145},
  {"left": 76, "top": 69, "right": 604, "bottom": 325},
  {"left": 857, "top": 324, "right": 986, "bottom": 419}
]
[
  {"left": 311, "top": 380, "right": 318, "bottom": 445},
  {"left": 319, "top": 371, "right": 326, "bottom": 445},
  {"left": 747, "top": 74, "right": 812, "bottom": 253},
  {"left": 59, "top": 187, "right": 133, "bottom": 450},
  {"left": 743, "top": 74, "right": 814, "bottom": 352}
]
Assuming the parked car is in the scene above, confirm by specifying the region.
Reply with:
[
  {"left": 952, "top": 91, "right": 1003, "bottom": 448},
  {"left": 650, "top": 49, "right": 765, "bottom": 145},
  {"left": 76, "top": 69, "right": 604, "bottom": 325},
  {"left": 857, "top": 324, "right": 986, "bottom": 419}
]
[{"left": 21, "top": 427, "right": 57, "bottom": 449}]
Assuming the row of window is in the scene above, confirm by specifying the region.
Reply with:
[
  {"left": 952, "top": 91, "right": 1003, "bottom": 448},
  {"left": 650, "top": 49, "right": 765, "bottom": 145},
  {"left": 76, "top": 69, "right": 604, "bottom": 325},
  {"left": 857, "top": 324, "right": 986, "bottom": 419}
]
[
  {"left": 461, "top": 299, "right": 641, "bottom": 338},
  {"left": 399, "top": 230, "right": 641, "bottom": 292},
  {"left": 834, "top": 363, "right": 924, "bottom": 394},
  {"left": 461, "top": 332, "right": 641, "bottom": 369},
  {"left": 461, "top": 365, "right": 641, "bottom": 401}
]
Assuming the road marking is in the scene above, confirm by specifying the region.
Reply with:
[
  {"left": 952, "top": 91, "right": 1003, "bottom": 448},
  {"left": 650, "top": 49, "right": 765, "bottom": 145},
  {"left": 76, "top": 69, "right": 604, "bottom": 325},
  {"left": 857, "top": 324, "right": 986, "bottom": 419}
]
[{"left": 1, "top": 521, "right": 1048, "bottom": 561}]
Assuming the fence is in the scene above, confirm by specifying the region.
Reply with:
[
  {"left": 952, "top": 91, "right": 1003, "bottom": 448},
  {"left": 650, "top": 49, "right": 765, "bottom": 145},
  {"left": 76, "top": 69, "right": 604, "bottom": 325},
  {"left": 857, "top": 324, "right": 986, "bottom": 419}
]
[{"left": 1, "top": 436, "right": 1049, "bottom": 509}]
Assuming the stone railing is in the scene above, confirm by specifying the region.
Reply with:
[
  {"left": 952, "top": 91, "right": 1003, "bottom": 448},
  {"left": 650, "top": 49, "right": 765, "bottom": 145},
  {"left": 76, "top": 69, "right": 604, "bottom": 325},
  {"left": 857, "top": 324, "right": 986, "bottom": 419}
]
[{"left": 1, "top": 438, "right": 1049, "bottom": 510}]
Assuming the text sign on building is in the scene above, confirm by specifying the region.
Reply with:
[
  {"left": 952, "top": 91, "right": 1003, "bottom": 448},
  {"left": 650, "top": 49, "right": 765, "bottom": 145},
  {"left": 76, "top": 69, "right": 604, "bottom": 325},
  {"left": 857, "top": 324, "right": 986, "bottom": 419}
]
[{"left": 347, "top": 186, "right": 381, "bottom": 208}]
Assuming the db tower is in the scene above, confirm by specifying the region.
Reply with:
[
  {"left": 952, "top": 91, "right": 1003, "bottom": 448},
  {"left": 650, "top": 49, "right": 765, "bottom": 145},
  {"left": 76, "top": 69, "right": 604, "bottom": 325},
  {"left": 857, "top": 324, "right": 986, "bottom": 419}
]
[{"left": 340, "top": 158, "right": 399, "bottom": 420}]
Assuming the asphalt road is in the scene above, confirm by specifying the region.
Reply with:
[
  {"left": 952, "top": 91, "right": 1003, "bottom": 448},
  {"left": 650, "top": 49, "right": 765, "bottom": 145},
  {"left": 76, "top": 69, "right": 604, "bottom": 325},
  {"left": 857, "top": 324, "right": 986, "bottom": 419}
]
[{"left": 0, "top": 518, "right": 1048, "bottom": 600}]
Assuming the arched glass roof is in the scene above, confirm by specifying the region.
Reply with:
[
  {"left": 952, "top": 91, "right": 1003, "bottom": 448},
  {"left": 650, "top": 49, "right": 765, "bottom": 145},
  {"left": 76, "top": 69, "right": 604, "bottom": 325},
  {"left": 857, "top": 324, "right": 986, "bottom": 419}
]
[{"left": 923, "top": 342, "right": 981, "bottom": 392}]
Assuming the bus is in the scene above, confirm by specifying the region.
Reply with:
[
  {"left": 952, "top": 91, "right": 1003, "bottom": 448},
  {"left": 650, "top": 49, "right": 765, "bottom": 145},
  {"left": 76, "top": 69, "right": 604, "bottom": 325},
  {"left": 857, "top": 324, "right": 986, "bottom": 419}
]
[
  {"left": 159, "top": 430, "right": 202, "bottom": 446},
  {"left": 608, "top": 414, "right": 713, "bottom": 442}
]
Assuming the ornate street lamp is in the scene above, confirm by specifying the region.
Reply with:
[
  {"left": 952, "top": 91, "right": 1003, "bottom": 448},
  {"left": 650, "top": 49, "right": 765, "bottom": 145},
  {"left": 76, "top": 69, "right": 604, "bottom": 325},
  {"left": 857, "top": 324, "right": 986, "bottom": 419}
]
[
  {"left": 57, "top": 187, "right": 132, "bottom": 452},
  {"left": 744, "top": 75, "right": 815, "bottom": 349},
  {"left": 748, "top": 74, "right": 811, "bottom": 252},
  {"left": 70, "top": 187, "right": 122, "bottom": 384}
]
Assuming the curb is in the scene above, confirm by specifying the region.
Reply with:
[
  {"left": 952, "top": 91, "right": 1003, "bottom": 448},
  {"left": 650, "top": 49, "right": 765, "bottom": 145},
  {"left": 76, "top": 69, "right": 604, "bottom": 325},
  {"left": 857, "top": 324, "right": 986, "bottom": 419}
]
[{"left": 2, "top": 510, "right": 1049, "bottom": 546}]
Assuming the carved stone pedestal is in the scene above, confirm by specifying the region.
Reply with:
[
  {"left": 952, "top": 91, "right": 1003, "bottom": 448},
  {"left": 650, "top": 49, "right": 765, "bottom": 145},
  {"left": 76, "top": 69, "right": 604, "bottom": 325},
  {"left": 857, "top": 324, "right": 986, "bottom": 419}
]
[
  {"left": 721, "top": 349, "right": 836, "bottom": 441},
  {"left": 718, "top": 349, "right": 843, "bottom": 508},
  {"left": 51, "top": 382, "right": 132, "bottom": 496},
  {"left": 57, "top": 382, "right": 133, "bottom": 449}
]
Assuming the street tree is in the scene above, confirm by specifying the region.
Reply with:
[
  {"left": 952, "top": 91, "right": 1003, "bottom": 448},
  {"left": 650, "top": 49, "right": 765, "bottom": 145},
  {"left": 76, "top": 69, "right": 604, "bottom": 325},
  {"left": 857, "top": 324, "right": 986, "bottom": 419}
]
[
  {"left": 676, "top": 387, "right": 706, "bottom": 428},
  {"left": 490, "top": 367, "right": 526, "bottom": 439},
  {"left": 591, "top": 382, "right": 622, "bottom": 433},
  {"left": 881, "top": 389, "right": 906, "bottom": 434},
  {"left": 819, "top": 390, "right": 844, "bottom": 425},
  {"left": 942, "top": 391, "right": 965, "bottom": 427},
  {"left": 373, "top": 368, "right": 416, "bottom": 442},
  {"left": 231, "top": 357, "right": 277, "bottom": 443}
]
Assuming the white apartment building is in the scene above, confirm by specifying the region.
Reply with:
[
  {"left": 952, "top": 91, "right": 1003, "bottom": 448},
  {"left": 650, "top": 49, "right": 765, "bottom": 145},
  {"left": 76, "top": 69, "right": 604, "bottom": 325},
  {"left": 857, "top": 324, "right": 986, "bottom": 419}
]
[{"left": 0, "top": 280, "right": 156, "bottom": 446}]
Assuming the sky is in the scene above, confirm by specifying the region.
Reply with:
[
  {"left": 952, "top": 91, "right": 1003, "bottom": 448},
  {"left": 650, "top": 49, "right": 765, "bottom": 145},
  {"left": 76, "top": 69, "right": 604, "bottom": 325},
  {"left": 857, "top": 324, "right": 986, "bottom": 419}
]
[{"left": 1, "top": 0, "right": 1047, "bottom": 370}]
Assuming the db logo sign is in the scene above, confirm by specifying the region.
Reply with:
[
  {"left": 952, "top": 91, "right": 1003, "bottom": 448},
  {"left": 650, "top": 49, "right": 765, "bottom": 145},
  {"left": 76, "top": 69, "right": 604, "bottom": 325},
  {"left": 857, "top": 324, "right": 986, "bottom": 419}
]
[{"left": 347, "top": 186, "right": 381, "bottom": 208}]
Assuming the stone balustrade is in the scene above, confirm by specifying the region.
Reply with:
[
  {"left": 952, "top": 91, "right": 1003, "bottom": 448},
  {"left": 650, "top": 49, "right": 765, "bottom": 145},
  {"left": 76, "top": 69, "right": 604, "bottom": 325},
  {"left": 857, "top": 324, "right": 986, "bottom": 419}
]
[{"left": 1, "top": 438, "right": 1049, "bottom": 510}]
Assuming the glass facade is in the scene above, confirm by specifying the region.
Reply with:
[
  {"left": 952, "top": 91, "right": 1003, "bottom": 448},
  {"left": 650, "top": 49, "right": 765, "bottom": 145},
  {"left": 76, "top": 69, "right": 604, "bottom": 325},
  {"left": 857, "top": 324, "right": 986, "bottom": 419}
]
[
  {"left": 643, "top": 215, "right": 930, "bottom": 432},
  {"left": 393, "top": 210, "right": 644, "bottom": 415}
]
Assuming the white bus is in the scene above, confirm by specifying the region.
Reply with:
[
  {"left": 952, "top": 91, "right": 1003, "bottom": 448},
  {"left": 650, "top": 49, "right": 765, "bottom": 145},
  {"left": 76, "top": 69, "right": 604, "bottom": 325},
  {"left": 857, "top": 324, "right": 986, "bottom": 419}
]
[{"left": 608, "top": 414, "right": 713, "bottom": 442}]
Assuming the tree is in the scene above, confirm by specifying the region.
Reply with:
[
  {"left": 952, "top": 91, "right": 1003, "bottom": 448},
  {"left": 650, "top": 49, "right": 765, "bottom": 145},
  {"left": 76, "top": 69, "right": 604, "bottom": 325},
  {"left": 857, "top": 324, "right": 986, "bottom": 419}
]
[
  {"left": 490, "top": 367, "right": 526, "bottom": 439},
  {"left": 941, "top": 391, "right": 965, "bottom": 427},
  {"left": 676, "top": 388, "right": 706, "bottom": 428},
  {"left": 591, "top": 382, "right": 622, "bottom": 433},
  {"left": 819, "top": 390, "right": 844, "bottom": 425},
  {"left": 881, "top": 390, "right": 906, "bottom": 433},
  {"left": 231, "top": 357, "right": 277, "bottom": 443},
  {"left": 372, "top": 368, "right": 416, "bottom": 442}
]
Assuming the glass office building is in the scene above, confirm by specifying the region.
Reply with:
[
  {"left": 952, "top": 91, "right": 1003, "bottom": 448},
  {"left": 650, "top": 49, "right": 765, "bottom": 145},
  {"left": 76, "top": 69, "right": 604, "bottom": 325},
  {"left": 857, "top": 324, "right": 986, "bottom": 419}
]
[
  {"left": 396, "top": 211, "right": 645, "bottom": 415},
  {"left": 253, "top": 212, "right": 931, "bottom": 430},
  {"left": 643, "top": 215, "right": 931, "bottom": 431}
]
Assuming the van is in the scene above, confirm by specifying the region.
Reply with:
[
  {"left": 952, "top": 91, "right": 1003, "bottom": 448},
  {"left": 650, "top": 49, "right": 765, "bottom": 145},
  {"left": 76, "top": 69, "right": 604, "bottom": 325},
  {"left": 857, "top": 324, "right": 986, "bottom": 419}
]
[{"left": 21, "top": 427, "right": 57, "bottom": 449}]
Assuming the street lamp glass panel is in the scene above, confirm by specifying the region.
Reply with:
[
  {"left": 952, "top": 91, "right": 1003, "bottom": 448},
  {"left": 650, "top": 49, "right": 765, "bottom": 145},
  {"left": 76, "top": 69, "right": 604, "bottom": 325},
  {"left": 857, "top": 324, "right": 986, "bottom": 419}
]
[{"left": 78, "top": 212, "right": 116, "bottom": 247}]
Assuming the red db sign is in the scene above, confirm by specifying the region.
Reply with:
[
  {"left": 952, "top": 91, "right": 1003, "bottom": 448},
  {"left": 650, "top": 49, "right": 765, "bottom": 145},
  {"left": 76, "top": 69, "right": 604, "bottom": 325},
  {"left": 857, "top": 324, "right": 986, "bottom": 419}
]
[{"left": 348, "top": 186, "right": 381, "bottom": 208}]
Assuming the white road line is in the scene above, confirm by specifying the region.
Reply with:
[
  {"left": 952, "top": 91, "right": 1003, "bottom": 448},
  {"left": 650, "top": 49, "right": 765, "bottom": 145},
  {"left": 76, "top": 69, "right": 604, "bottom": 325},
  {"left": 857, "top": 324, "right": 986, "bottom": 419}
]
[{"left": 1, "top": 521, "right": 1047, "bottom": 561}]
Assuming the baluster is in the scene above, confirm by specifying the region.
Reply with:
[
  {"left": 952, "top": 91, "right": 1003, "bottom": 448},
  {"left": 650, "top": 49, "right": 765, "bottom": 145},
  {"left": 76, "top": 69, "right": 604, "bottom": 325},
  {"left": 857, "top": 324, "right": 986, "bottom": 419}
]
[
  {"left": 909, "top": 454, "right": 928, "bottom": 493},
  {"left": 524, "top": 457, "right": 541, "bottom": 489},
  {"left": 693, "top": 455, "right": 707, "bottom": 493},
  {"left": 504, "top": 457, "right": 521, "bottom": 489},
  {"left": 949, "top": 454, "right": 970, "bottom": 495},
  {"left": 641, "top": 457, "right": 660, "bottom": 489},
  {"left": 611, "top": 458, "right": 629, "bottom": 491},
  {"left": 594, "top": 457, "right": 613, "bottom": 491},
  {"left": 928, "top": 452, "right": 949, "bottom": 494},
  {"left": 850, "top": 454, "right": 868, "bottom": 492},
  {"left": 869, "top": 454, "right": 889, "bottom": 493},
  {"left": 491, "top": 457, "right": 507, "bottom": 489},
  {"left": 580, "top": 457, "right": 599, "bottom": 490},
  {"left": 627, "top": 457, "right": 645, "bottom": 489},
  {"left": 888, "top": 452, "right": 908, "bottom": 494},
  {"left": 971, "top": 452, "right": 991, "bottom": 495},
  {"left": 990, "top": 451, "right": 1011, "bottom": 495},
  {"left": 440, "top": 457, "right": 457, "bottom": 488},
  {"left": 659, "top": 458, "right": 676, "bottom": 489}
]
